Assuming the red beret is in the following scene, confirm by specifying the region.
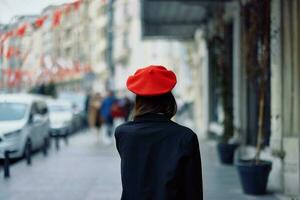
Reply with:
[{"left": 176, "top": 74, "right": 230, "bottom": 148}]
[{"left": 126, "top": 65, "right": 177, "bottom": 96}]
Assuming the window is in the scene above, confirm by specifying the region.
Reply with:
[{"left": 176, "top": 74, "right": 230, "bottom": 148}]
[{"left": 0, "top": 103, "right": 27, "bottom": 121}]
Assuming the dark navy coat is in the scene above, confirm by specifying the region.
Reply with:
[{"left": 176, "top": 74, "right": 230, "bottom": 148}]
[{"left": 115, "top": 113, "right": 203, "bottom": 200}]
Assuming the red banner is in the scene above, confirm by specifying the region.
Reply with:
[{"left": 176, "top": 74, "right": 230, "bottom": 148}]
[
  {"left": 16, "top": 24, "right": 27, "bottom": 37},
  {"left": 52, "top": 9, "right": 62, "bottom": 27},
  {"left": 35, "top": 16, "right": 47, "bottom": 28}
]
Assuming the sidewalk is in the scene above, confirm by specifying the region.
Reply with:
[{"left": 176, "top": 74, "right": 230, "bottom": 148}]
[
  {"left": 201, "top": 141, "right": 277, "bottom": 200},
  {"left": 0, "top": 130, "right": 277, "bottom": 200}
]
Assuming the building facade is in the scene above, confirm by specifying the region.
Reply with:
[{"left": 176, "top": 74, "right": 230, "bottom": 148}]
[
  {"left": 113, "top": 0, "right": 198, "bottom": 132},
  {"left": 88, "top": 0, "right": 109, "bottom": 93},
  {"left": 138, "top": 0, "right": 300, "bottom": 198}
]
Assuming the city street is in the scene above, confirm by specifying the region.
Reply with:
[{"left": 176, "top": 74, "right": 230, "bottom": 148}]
[
  {"left": 0, "top": 129, "right": 277, "bottom": 200},
  {"left": 0, "top": 0, "right": 299, "bottom": 198}
]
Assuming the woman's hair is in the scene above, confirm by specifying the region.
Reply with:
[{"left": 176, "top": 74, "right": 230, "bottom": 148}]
[{"left": 133, "top": 92, "right": 177, "bottom": 119}]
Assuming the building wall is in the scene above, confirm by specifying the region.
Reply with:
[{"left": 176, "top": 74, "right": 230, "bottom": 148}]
[
  {"left": 88, "top": 0, "right": 109, "bottom": 92},
  {"left": 280, "top": 0, "right": 300, "bottom": 196},
  {"left": 188, "top": 29, "right": 209, "bottom": 138},
  {"left": 270, "top": 0, "right": 284, "bottom": 193}
]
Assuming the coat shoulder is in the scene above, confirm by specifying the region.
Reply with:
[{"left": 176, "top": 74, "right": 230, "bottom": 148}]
[
  {"left": 114, "top": 121, "right": 135, "bottom": 136},
  {"left": 171, "top": 121, "right": 198, "bottom": 140},
  {"left": 172, "top": 123, "right": 200, "bottom": 154}
]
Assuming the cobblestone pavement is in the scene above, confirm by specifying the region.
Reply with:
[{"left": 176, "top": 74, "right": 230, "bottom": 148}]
[{"left": 0, "top": 130, "right": 277, "bottom": 200}]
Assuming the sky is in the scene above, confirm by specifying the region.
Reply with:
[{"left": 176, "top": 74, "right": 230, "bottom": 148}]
[{"left": 0, "top": 0, "right": 75, "bottom": 24}]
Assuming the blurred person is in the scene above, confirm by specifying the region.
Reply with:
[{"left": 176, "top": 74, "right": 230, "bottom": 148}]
[
  {"left": 115, "top": 65, "right": 203, "bottom": 200},
  {"left": 84, "top": 89, "right": 93, "bottom": 128},
  {"left": 44, "top": 79, "right": 57, "bottom": 98},
  {"left": 100, "top": 90, "right": 116, "bottom": 144},
  {"left": 119, "top": 96, "right": 133, "bottom": 121},
  {"left": 111, "top": 98, "right": 126, "bottom": 129},
  {"left": 94, "top": 93, "right": 103, "bottom": 141},
  {"left": 88, "top": 93, "right": 102, "bottom": 137},
  {"left": 37, "top": 83, "right": 46, "bottom": 95}
]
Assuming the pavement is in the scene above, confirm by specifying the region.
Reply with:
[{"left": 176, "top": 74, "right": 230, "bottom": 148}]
[
  {"left": 0, "top": 129, "right": 278, "bottom": 200},
  {"left": 202, "top": 141, "right": 277, "bottom": 200}
]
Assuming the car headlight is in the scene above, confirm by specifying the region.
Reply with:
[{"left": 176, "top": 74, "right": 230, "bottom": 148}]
[{"left": 4, "top": 130, "right": 22, "bottom": 138}]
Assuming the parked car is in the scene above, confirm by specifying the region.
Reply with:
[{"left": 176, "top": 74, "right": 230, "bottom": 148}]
[
  {"left": 58, "top": 92, "right": 86, "bottom": 132},
  {"left": 0, "top": 94, "right": 49, "bottom": 159},
  {"left": 47, "top": 100, "right": 74, "bottom": 137}
]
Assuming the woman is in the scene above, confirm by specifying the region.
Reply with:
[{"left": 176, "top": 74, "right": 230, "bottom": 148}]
[{"left": 115, "top": 65, "right": 203, "bottom": 200}]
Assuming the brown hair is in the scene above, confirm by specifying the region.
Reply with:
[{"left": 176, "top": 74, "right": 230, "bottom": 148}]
[{"left": 133, "top": 92, "right": 177, "bottom": 119}]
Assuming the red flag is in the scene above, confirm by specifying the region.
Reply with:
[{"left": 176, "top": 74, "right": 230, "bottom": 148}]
[
  {"left": 2, "top": 31, "right": 14, "bottom": 41},
  {"left": 6, "top": 31, "right": 14, "bottom": 37},
  {"left": 52, "top": 9, "right": 62, "bottom": 27},
  {"left": 64, "top": 3, "right": 72, "bottom": 14},
  {"left": 35, "top": 16, "right": 47, "bottom": 28},
  {"left": 15, "top": 70, "right": 22, "bottom": 82},
  {"left": 73, "top": 0, "right": 82, "bottom": 10},
  {"left": 16, "top": 24, "right": 27, "bottom": 37},
  {"left": 6, "top": 47, "right": 15, "bottom": 59}
]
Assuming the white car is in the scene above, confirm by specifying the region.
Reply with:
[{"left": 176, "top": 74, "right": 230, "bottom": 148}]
[
  {"left": 0, "top": 94, "right": 50, "bottom": 159},
  {"left": 58, "top": 92, "right": 86, "bottom": 132},
  {"left": 47, "top": 100, "right": 73, "bottom": 137}
]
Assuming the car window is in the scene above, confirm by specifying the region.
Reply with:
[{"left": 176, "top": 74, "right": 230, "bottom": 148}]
[
  {"left": 0, "top": 103, "right": 27, "bottom": 121},
  {"left": 49, "top": 104, "right": 71, "bottom": 113}
]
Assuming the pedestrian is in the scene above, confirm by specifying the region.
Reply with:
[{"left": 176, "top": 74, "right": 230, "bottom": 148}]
[
  {"left": 84, "top": 89, "right": 92, "bottom": 128},
  {"left": 115, "top": 65, "right": 203, "bottom": 200},
  {"left": 44, "top": 79, "right": 57, "bottom": 98},
  {"left": 88, "top": 93, "right": 101, "bottom": 132},
  {"left": 119, "top": 96, "right": 133, "bottom": 121},
  {"left": 100, "top": 90, "right": 116, "bottom": 144},
  {"left": 94, "top": 93, "right": 103, "bottom": 141}
]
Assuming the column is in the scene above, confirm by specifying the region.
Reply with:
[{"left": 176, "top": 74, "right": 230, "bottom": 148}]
[{"left": 270, "top": 0, "right": 284, "bottom": 192}]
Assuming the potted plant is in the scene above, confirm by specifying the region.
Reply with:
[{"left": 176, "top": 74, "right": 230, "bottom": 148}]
[
  {"left": 236, "top": 0, "right": 272, "bottom": 195},
  {"left": 210, "top": 8, "right": 238, "bottom": 165}
]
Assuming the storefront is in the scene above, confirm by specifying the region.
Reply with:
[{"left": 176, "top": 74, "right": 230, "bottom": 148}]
[{"left": 141, "top": 0, "right": 300, "bottom": 197}]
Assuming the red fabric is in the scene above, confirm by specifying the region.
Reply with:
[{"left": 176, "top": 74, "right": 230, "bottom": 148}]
[
  {"left": 35, "top": 16, "right": 47, "bottom": 28},
  {"left": 6, "top": 31, "right": 14, "bottom": 38},
  {"left": 126, "top": 65, "right": 177, "bottom": 96},
  {"left": 15, "top": 70, "right": 22, "bottom": 83},
  {"left": 16, "top": 24, "right": 27, "bottom": 37},
  {"left": 73, "top": 0, "right": 81, "bottom": 10},
  {"left": 52, "top": 9, "right": 62, "bottom": 27},
  {"left": 111, "top": 103, "right": 125, "bottom": 118},
  {"left": 64, "top": 3, "right": 72, "bottom": 14},
  {"left": 1, "top": 31, "right": 13, "bottom": 41},
  {"left": 6, "top": 47, "right": 15, "bottom": 59}
]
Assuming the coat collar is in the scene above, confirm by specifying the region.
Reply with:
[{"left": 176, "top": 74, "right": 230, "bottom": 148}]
[{"left": 134, "top": 113, "right": 170, "bottom": 122}]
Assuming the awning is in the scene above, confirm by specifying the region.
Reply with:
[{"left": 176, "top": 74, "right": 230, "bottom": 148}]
[{"left": 141, "top": 0, "right": 231, "bottom": 39}]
